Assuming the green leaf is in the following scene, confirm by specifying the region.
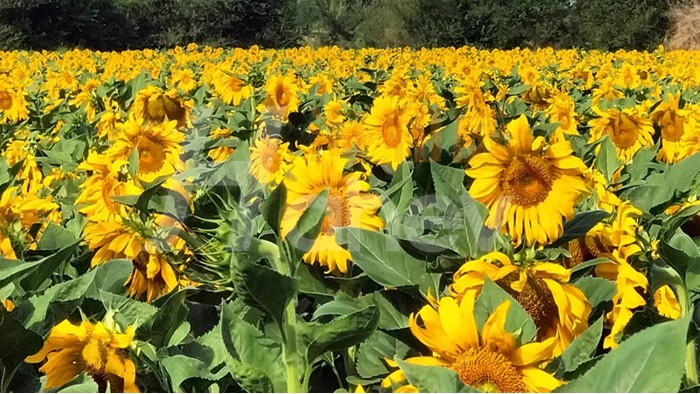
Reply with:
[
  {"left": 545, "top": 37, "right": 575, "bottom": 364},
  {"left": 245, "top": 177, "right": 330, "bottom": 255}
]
[
  {"left": 0, "top": 308, "right": 43, "bottom": 370},
  {"left": 299, "top": 305, "right": 380, "bottom": 363},
  {"left": 230, "top": 257, "right": 296, "bottom": 326},
  {"left": 161, "top": 355, "right": 215, "bottom": 391},
  {"left": 474, "top": 278, "right": 537, "bottom": 343},
  {"left": 553, "top": 211, "right": 610, "bottom": 246},
  {"left": 138, "top": 291, "right": 189, "bottom": 347},
  {"left": 313, "top": 292, "right": 408, "bottom": 330},
  {"left": 56, "top": 373, "right": 99, "bottom": 393},
  {"left": 430, "top": 161, "right": 487, "bottom": 257},
  {"left": 285, "top": 190, "right": 328, "bottom": 260},
  {"left": 383, "top": 161, "right": 414, "bottom": 229},
  {"left": 0, "top": 258, "right": 45, "bottom": 290},
  {"left": 98, "top": 291, "right": 158, "bottom": 329},
  {"left": 355, "top": 330, "right": 411, "bottom": 379},
  {"left": 220, "top": 301, "right": 286, "bottom": 392},
  {"left": 36, "top": 223, "right": 77, "bottom": 250},
  {"left": 559, "top": 317, "right": 603, "bottom": 373},
  {"left": 395, "top": 358, "right": 478, "bottom": 393},
  {"left": 555, "top": 316, "right": 689, "bottom": 392},
  {"left": 506, "top": 83, "right": 531, "bottom": 95},
  {"left": 294, "top": 264, "right": 335, "bottom": 298},
  {"left": 260, "top": 182, "right": 287, "bottom": 235},
  {"left": 573, "top": 277, "right": 615, "bottom": 307},
  {"left": 595, "top": 136, "right": 622, "bottom": 182},
  {"left": 335, "top": 227, "right": 434, "bottom": 297},
  {"left": 20, "top": 242, "right": 80, "bottom": 291}
]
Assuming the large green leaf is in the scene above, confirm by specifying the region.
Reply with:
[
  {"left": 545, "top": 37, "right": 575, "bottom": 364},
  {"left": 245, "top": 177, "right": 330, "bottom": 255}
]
[
  {"left": 312, "top": 292, "right": 408, "bottom": 330},
  {"left": 355, "top": 330, "right": 411, "bottom": 379},
  {"left": 430, "top": 161, "right": 487, "bottom": 258},
  {"left": 285, "top": 190, "right": 328, "bottom": 263},
  {"left": 395, "top": 359, "right": 478, "bottom": 393},
  {"left": 220, "top": 301, "right": 286, "bottom": 392},
  {"left": 138, "top": 290, "right": 189, "bottom": 347},
  {"left": 474, "top": 278, "right": 537, "bottom": 344},
  {"left": 558, "top": 317, "right": 604, "bottom": 374},
  {"left": 0, "top": 309, "right": 43, "bottom": 371},
  {"left": 573, "top": 277, "right": 615, "bottom": 307},
  {"left": 299, "top": 305, "right": 380, "bottom": 363},
  {"left": 556, "top": 316, "right": 689, "bottom": 392},
  {"left": 260, "top": 182, "right": 287, "bottom": 235},
  {"left": 595, "top": 136, "right": 621, "bottom": 183},
  {"left": 335, "top": 227, "right": 434, "bottom": 297},
  {"left": 19, "top": 242, "right": 80, "bottom": 291},
  {"left": 553, "top": 211, "right": 610, "bottom": 246},
  {"left": 230, "top": 257, "right": 296, "bottom": 326}
]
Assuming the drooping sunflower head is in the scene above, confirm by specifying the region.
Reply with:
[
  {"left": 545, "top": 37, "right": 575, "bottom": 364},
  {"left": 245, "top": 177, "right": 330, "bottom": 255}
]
[
  {"left": 25, "top": 317, "right": 139, "bottom": 392},
  {"left": 261, "top": 74, "right": 300, "bottom": 121},
  {"left": 363, "top": 95, "right": 414, "bottom": 170},
  {"left": 449, "top": 251, "right": 591, "bottom": 356},
  {"left": 467, "top": 114, "right": 587, "bottom": 246},
  {"left": 130, "top": 86, "right": 190, "bottom": 128},
  {"left": 652, "top": 92, "right": 692, "bottom": 163},
  {"left": 212, "top": 68, "right": 252, "bottom": 106},
  {"left": 588, "top": 107, "right": 654, "bottom": 162},
  {"left": 280, "top": 150, "right": 383, "bottom": 274},
  {"left": 384, "top": 292, "right": 561, "bottom": 393},
  {"left": 250, "top": 135, "right": 293, "bottom": 186}
]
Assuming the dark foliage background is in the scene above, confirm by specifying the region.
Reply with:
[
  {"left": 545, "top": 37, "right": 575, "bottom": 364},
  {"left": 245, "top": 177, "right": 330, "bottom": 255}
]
[{"left": 0, "top": 0, "right": 672, "bottom": 50}]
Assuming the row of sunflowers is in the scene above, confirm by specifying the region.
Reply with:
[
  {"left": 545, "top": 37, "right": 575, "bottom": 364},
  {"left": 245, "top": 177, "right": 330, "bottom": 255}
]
[{"left": 1, "top": 44, "right": 700, "bottom": 392}]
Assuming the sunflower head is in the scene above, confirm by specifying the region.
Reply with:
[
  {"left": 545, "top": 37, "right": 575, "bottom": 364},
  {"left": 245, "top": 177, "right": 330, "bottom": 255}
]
[
  {"left": 449, "top": 251, "right": 591, "bottom": 356},
  {"left": 384, "top": 292, "right": 561, "bottom": 393},
  {"left": 363, "top": 95, "right": 414, "bottom": 170},
  {"left": 467, "top": 114, "right": 587, "bottom": 246},
  {"left": 131, "top": 86, "right": 190, "bottom": 128},
  {"left": 588, "top": 107, "right": 654, "bottom": 162},
  {"left": 250, "top": 135, "right": 293, "bottom": 186}
]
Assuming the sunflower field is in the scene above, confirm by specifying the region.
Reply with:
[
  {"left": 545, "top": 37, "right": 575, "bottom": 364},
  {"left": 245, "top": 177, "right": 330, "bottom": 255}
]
[{"left": 2, "top": 44, "right": 700, "bottom": 393}]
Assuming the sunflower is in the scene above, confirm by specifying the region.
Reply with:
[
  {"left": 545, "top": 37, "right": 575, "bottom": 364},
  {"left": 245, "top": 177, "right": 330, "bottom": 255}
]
[
  {"left": 595, "top": 251, "right": 648, "bottom": 349},
  {"left": 260, "top": 74, "right": 300, "bottom": 121},
  {"left": 169, "top": 68, "right": 197, "bottom": 92},
  {"left": 208, "top": 128, "right": 236, "bottom": 163},
  {"left": 108, "top": 116, "right": 185, "bottom": 183},
  {"left": 212, "top": 69, "right": 252, "bottom": 106},
  {"left": 130, "top": 86, "right": 190, "bottom": 128},
  {"left": 588, "top": 107, "right": 654, "bottom": 162},
  {"left": 546, "top": 92, "right": 578, "bottom": 142},
  {"left": 2, "top": 298, "right": 14, "bottom": 311},
  {"left": 679, "top": 115, "right": 700, "bottom": 159},
  {"left": 651, "top": 93, "right": 693, "bottom": 163},
  {"left": 83, "top": 216, "right": 183, "bottom": 302},
  {"left": 26, "top": 317, "right": 139, "bottom": 392},
  {"left": 0, "top": 82, "right": 28, "bottom": 124},
  {"left": 466, "top": 114, "right": 587, "bottom": 246},
  {"left": 337, "top": 120, "right": 367, "bottom": 152},
  {"left": 654, "top": 285, "right": 682, "bottom": 320},
  {"left": 455, "top": 78, "right": 497, "bottom": 139},
  {"left": 280, "top": 151, "right": 383, "bottom": 274},
  {"left": 363, "top": 95, "right": 414, "bottom": 170},
  {"left": 383, "top": 292, "right": 561, "bottom": 393},
  {"left": 249, "top": 135, "right": 293, "bottom": 186},
  {"left": 0, "top": 186, "right": 60, "bottom": 256},
  {"left": 450, "top": 252, "right": 590, "bottom": 356},
  {"left": 76, "top": 152, "right": 143, "bottom": 222}
]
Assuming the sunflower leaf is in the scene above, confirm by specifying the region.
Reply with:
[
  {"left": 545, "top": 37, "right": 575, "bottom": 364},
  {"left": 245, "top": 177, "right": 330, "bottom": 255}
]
[
  {"left": 285, "top": 189, "right": 328, "bottom": 265},
  {"left": 553, "top": 210, "right": 610, "bottom": 246},
  {"left": 395, "top": 358, "right": 479, "bottom": 393},
  {"left": 335, "top": 227, "right": 435, "bottom": 297},
  {"left": 595, "top": 136, "right": 621, "bottom": 183},
  {"left": 0, "top": 308, "right": 43, "bottom": 372},
  {"left": 355, "top": 330, "right": 411, "bottom": 379},
  {"left": 474, "top": 278, "right": 537, "bottom": 344},
  {"left": 298, "top": 305, "right": 380, "bottom": 364},
  {"left": 573, "top": 277, "right": 615, "bottom": 307},
  {"left": 555, "top": 315, "right": 689, "bottom": 392},
  {"left": 261, "top": 182, "right": 287, "bottom": 235},
  {"left": 559, "top": 316, "right": 604, "bottom": 373}
]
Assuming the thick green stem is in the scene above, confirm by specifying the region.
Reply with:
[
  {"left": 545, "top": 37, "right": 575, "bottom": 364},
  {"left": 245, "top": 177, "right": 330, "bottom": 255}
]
[
  {"left": 677, "top": 284, "right": 699, "bottom": 387},
  {"left": 259, "top": 239, "right": 305, "bottom": 393}
]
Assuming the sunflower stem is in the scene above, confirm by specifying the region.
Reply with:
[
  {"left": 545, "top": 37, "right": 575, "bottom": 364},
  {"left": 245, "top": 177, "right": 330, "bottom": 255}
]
[{"left": 677, "top": 283, "right": 699, "bottom": 387}]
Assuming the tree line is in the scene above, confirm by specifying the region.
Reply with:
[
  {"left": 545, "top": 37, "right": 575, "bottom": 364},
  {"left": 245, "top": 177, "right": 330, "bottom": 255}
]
[{"left": 0, "top": 0, "right": 671, "bottom": 51}]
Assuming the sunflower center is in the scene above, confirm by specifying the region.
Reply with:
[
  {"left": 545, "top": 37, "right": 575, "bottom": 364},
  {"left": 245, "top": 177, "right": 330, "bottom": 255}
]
[
  {"left": 451, "top": 347, "right": 528, "bottom": 393},
  {"left": 320, "top": 190, "right": 350, "bottom": 235},
  {"left": 262, "top": 149, "right": 281, "bottom": 172},
  {"left": 381, "top": 114, "right": 403, "bottom": 148},
  {"left": 502, "top": 155, "right": 553, "bottom": 207},
  {"left": 611, "top": 115, "right": 639, "bottom": 149},
  {"left": 0, "top": 90, "right": 12, "bottom": 110},
  {"left": 132, "top": 250, "right": 149, "bottom": 274},
  {"left": 275, "top": 84, "right": 290, "bottom": 107},
  {"left": 81, "top": 336, "right": 109, "bottom": 373},
  {"left": 498, "top": 272, "right": 559, "bottom": 335},
  {"left": 661, "top": 114, "right": 684, "bottom": 142},
  {"left": 137, "top": 136, "right": 166, "bottom": 174}
]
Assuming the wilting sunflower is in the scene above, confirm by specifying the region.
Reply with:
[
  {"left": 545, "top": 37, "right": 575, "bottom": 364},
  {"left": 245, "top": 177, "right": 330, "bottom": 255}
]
[
  {"left": 108, "top": 117, "right": 185, "bottom": 182},
  {"left": 250, "top": 135, "right": 293, "bottom": 186},
  {"left": 450, "top": 252, "right": 590, "bottom": 356},
  {"left": 363, "top": 95, "right": 414, "bottom": 170},
  {"left": 76, "top": 152, "right": 143, "bottom": 222},
  {"left": 129, "top": 86, "right": 190, "bottom": 128},
  {"left": 546, "top": 92, "right": 578, "bottom": 142},
  {"left": 654, "top": 285, "right": 682, "bottom": 320},
  {"left": 595, "top": 251, "right": 648, "bottom": 349},
  {"left": 280, "top": 151, "right": 383, "bottom": 274},
  {"left": 454, "top": 77, "right": 497, "bottom": 138},
  {"left": 588, "top": 107, "right": 654, "bottom": 162},
  {"left": 383, "top": 293, "right": 560, "bottom": 393},
  {"left": 25, "top": 317, "right": 138, "bottom": 392},
  {"left": 466, "top": 114, "right": 587, "bottom": 246},
  {"left": 651, "top": 93, "right": 693, "bottom": 163},
  {"left": 83, "top": 216, "right": 184, "bottom": 302}
]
